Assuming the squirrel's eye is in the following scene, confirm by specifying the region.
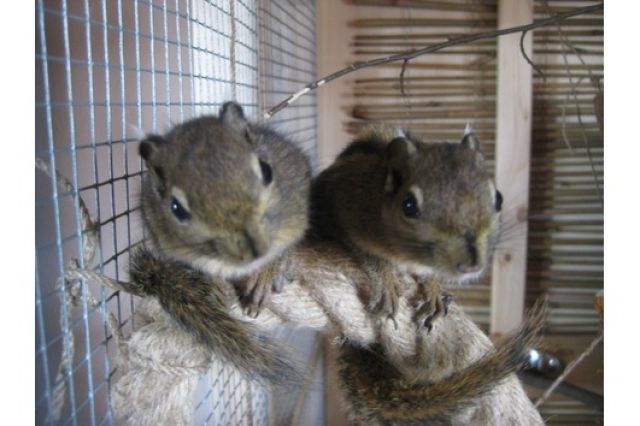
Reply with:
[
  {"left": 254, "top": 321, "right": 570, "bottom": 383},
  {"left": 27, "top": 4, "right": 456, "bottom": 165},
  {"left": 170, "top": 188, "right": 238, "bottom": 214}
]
[
  {"left": 402, "top": 193, "right": 420, "bottom": 219},
  {"left": 259, "top": 159, "right": 272, "bottom": 186},
  {"left": 495, "top": 190, "right": 503, "bottom": 212},
  {"left": 171, "top": 197, "right": 191, "bottom": 222}
]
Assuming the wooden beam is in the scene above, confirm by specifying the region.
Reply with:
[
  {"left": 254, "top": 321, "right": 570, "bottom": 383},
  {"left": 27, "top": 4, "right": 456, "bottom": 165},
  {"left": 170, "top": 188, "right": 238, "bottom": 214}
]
[
  {"left": 316, "top": 0, "right": 358, "bottom": 170},
  {"left": 491, "top": 0, "right": 533, "bottom": 334}
]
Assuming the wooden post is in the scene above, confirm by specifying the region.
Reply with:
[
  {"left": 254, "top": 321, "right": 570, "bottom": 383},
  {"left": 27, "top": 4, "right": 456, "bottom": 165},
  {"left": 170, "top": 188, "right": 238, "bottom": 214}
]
[
  {"left": 316, "top": 0, "right": 358, "bottom": 170},
  {"left": 491, "top": 0, "right": 533, "bottom": 334}
]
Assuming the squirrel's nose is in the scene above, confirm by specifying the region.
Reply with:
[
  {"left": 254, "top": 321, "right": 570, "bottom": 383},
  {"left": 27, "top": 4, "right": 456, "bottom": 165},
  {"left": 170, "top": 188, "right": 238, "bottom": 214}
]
[
  {"left": 242, "top": 229, "right": 268, "bottom": 260},
  {"left": 461, "top": 232, "right": 479, "bottom": 271},
  {"left": 456, "top": 231, "right": 483, "bottom": 274},
  {"left": 244, "top": 231, "right": 259, "bottom": 259}
]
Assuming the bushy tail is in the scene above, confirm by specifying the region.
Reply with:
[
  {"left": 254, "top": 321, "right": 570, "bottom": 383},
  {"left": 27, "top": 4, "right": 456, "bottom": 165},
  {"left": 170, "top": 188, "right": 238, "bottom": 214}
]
[
  {"left": 128, "top": 247, "right": 302, "bottom": 387},
  {"left": 338, "top": 302, "right": 546, "bottom": 423}
]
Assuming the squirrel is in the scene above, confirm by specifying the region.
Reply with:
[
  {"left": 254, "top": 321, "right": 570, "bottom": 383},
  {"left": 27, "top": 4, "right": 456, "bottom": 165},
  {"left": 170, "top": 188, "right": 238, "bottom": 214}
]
[
  {"left": 130, "top": 101, "right": 311, "bottom": 383},
  {"left": 311, "top": 126, "right": 544, "bottom": 424},
  {"left": 310, "top": 125, "right": 502, "bottom": 328}
]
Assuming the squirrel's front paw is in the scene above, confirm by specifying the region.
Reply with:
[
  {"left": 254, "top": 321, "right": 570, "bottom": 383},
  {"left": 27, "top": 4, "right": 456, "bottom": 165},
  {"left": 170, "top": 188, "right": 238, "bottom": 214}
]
[
  {"left": 412, "top": 290, "right": 454, "bottom": 332},
  {"left": 239, "top": 262, "right": 288, "bottom": 317},
  {"left": 366, "top": 269, "right": 406, "bottom": 328}
]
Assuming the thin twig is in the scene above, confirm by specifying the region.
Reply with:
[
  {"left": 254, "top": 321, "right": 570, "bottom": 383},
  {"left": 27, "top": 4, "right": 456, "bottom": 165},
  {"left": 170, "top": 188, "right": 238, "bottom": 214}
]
[
  {"left": 534, "top": 332, "right": 603, "bottom": 408},
  {"left": 399, "top": 59, "right": 410, "bottom": 99},
  {"left": 541, "top": 0, "right": 603, "bottom": 207},
  {"left": 399, "top": 61, "right": 413, "bottom": 124},
  {"left": 264, "top": 3, "right": 603, "bottom": 119},
  {"left": 560, "top": 101, "right": 574, "bottom": 151}
]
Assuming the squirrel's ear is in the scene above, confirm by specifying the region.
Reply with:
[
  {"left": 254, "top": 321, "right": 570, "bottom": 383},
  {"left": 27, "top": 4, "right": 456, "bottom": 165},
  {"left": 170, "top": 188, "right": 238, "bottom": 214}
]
[
  {"left": 220, "top": 101, "right": 248, "bottom": 132},
  {"left": 386, "top": 137, "right": 416, "bottom": 164},
  {"left": 139, "top": 135, "right": 167, "bottom": 192},
  {"left": 139, "top": 134, "right": 167, "bottom": 162},
  {"left": 384, "top": 167, "right": 403, "bottom": 195},
  {"left": 384, "top": 137, "right": 413, "bottom": 194},
  {"left": 460, "top": 131, "right": 480, "bottom": 151}
]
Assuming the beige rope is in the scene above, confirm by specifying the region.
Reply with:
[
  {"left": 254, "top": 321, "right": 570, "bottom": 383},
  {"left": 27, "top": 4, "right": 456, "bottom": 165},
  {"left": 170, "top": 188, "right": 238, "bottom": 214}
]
[
  {"left": 37, "top": 159, "right": 100, "bottom": 422},
  {"left": 56, "top": 235, "right": 427, "bottom": 424},
  {"left": 62, "top": 258, "right": 215, "bottom": 423},
  {"left": 36, "top": 158, "right": 98, "bottom": 265},
  {"left": 48, "top": 269, "right": 76, "bottom": 422},
  {"left": 109, "top": 299, "right": 212, "bottom": 425}
]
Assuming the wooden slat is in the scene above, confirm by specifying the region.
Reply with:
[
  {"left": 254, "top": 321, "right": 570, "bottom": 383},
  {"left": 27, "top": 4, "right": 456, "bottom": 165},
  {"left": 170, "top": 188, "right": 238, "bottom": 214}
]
[{"left": 490, "top": 0, "right": 533, "bottom": 334}]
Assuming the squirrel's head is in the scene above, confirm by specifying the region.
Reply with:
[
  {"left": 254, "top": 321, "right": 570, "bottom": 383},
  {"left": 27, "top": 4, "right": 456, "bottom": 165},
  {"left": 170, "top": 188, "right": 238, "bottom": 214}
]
[
  {"left": 379, "top": 131, "right": 502, "bottom": 283},
  {"left": 138, "top": 102, "right": 310, "bottom": 278}
]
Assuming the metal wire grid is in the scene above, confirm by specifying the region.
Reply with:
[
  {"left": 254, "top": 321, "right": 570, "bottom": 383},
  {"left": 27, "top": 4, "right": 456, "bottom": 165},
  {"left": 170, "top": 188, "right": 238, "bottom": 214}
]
[
  {"left": 258, "top": 0, "right": 318, "bottom": 171},
  {"left": 35, "top": 0, "right": 317, "bottom": 424}
]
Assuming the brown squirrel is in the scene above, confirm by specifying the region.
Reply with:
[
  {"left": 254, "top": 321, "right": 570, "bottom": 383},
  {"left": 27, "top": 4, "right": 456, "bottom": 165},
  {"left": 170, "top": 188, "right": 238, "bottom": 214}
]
[
  {"left": 130, "top": 101, "right": 311, "bottom": 384},
  {"left": 310, "top": 125, "right": 502, "bottom": 328},
  {"left": 311, "top": 126, "right": 543, "bottom": 424}
]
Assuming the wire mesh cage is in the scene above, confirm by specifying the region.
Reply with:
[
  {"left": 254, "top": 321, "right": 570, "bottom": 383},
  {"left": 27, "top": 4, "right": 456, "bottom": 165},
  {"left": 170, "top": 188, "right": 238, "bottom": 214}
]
[{"left": 35, "top": 0, "right": 318, "bottom": 424}]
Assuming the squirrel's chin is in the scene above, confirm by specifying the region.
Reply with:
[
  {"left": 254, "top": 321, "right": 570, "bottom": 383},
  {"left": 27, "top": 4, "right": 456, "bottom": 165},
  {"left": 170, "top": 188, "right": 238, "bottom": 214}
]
[
  {"left": 445, "top": 268, "right": 486, "bottom": 286},
  {"left": 189, "top": 248, "right": 281, "bottom": 279}
]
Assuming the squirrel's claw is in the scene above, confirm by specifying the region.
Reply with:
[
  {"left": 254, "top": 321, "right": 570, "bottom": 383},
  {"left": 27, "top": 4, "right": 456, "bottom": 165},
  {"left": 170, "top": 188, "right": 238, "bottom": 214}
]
[
  {"left": 238, "top": 261, "right": 287, "bottom": 317},
  {"left": 442, "top": 292, "right": 453, "bottom": 316},
  {"left": 413, "top": 291, "right": 454, "bottom": 332},
  {"left": 364, "top": 265, "right": 405, "bottom": 329},
  {"left": 239, "top": 273, "right": 264, "bottom": 318}
]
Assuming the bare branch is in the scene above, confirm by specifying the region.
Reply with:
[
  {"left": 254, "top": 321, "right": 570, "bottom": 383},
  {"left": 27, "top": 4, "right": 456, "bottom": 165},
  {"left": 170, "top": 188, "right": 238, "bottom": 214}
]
[
  {"left": 264, "top": 3, "right": 603, "bottom": 119},
  {"left": 399, "top": 59, "right": 409, "bottom": 99},
  {"left": 534, "top": 332, "right": 603, "bottom": 408},
  {"left": 541, "top": 0, "right": 603, "bottom": 206}
]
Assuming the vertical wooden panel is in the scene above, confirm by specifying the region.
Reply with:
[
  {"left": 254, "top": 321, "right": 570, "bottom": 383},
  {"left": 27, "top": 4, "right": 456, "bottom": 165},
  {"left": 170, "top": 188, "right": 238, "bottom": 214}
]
[
  {"left": 316, "top": 0, "right": 358, "bottom": 170},
  {"left": 491, "top": 0, "right": 533, "bottom": 334}
]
